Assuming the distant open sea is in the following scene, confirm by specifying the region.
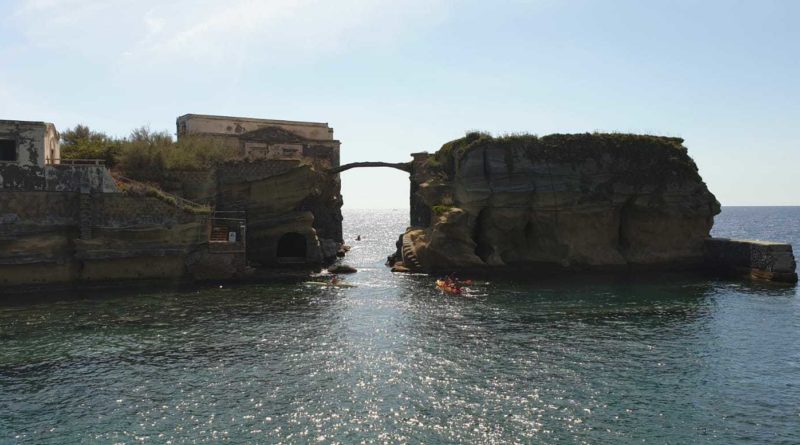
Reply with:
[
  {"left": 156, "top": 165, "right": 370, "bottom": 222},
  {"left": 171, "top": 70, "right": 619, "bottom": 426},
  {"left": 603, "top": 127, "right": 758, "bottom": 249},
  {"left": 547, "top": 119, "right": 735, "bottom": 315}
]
[{"left": 1, "top": 207, "right": 798, "bottom": 444}]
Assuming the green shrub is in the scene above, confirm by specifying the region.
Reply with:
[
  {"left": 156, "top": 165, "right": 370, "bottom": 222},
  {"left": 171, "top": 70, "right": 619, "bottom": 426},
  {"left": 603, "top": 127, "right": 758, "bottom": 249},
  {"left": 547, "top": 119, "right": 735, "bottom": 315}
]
[
  {"left": 60, "top": 124, "right": 123, "bottom": 166},
  {"left": 168, "top": 136, "right": 239, "bottom": 170},
  {"left": 431, "top": 204, "right": 454, "bottom": 215},
  {"left": 62, "top": 124, "right": 240, "bottom": 179}
]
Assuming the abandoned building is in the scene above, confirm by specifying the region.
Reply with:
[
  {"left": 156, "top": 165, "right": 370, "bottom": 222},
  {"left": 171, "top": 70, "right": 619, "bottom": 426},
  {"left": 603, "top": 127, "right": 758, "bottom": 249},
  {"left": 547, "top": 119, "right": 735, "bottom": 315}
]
[
  {"left": 0, "top": 120, "right": 115, "bottom": 193},
  {"left": 0, "top": 120, "right": 60, "bottom": 167},
  {"left": 176, "top": 114, "right": 340, "bottom": 168},
  {"left": 172, "top": 114, "right": 345, "bottom": 267},
  {"left": 0, "top": 113, "right": 348, "bottom": 290}
]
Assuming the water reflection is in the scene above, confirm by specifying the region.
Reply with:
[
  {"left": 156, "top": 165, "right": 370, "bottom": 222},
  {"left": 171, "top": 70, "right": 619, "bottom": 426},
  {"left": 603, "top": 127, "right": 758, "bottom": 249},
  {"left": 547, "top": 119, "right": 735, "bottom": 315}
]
[{"left": 0, "top": 209, "right": 798, "bottom": 444}]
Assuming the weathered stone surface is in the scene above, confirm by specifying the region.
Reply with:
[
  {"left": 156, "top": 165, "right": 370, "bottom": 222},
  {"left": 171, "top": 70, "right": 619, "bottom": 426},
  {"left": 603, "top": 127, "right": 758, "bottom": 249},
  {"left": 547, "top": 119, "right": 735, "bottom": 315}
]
[
  {"left": 1, "top": 164, "right": 118, "bottom": 193},
  {"left": 218, "top": 163, "right": 342, "bottom": 265},
  {"left": 0, "top": 191, "right": 211, "bottom": 290},
  {"left": 320, "top": 238, "right": 340, "bottom": 261},
  {"left": 705, "top": 238, "right": 797, "bottom": 283},
  {"left": 397, "top": 133, "right": 721, "bottom": 272},
  {"left": 186, "top": 249, "right": 249, "bottom": 281}
]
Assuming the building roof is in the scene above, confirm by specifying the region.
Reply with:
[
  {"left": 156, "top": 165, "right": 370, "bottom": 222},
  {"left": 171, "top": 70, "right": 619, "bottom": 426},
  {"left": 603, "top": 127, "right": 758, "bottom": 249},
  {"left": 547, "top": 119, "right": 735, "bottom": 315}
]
[
  {"left": 0, "top": 119, "right": 53, "bottom": 127},
  {"left": 176, "top": 113, "right": 330, "bottom": 128}
]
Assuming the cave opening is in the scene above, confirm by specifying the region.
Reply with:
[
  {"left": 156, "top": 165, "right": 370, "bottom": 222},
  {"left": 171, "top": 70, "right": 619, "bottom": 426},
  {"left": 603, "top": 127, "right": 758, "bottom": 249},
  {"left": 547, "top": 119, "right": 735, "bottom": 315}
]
[
  {"left": 473, "top": 209, "right": 494, "bottom": 263},
  {"left": 277, "top": 232, "right": 307, "bottom": 259}
]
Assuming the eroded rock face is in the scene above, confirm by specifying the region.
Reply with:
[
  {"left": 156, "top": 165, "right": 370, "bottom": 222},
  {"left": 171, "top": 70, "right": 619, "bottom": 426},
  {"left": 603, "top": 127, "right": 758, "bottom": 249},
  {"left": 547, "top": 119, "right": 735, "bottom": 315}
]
[
  {"left": 394, "top": 133, "right": 720, "bottom": 272},
  {"left": 217, "top": 163, "right": 343, "bottom": 265},
  {"left": 0, "top": 192, "right": 212, "bottom": 289}
]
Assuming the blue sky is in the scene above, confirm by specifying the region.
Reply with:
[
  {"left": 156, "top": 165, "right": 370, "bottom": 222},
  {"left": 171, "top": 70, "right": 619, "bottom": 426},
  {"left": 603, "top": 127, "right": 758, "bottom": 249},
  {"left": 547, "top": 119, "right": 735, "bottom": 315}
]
[{"left": 1, "top": 0, "right": 798, "bottom": 207}]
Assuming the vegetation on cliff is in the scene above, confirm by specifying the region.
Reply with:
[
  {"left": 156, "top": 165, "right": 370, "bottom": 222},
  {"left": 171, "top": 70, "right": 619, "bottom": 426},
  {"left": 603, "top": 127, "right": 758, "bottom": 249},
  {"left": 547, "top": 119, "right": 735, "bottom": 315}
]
[
  {"left": 60, "top": 124, "right": 239, "bottom": 181},
  {"left": 114, "top": 179, "right": 212, "bottom": 215},
  {"left": 429, "top": 131, "right": 702, "bottom": 186}
]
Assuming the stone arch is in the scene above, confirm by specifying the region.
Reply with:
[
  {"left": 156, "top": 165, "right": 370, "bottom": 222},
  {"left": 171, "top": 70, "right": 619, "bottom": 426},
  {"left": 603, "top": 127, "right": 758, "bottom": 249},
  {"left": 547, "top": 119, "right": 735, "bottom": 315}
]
[{"left": 276, "top": 232, "right": 307, "bottom": 259}]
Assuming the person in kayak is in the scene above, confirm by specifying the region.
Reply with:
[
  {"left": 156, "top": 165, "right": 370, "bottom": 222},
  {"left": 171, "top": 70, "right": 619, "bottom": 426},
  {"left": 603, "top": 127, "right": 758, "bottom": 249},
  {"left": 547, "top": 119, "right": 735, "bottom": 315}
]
[{"left": 444, "top": 273, "right": 462, "bottom": 292}]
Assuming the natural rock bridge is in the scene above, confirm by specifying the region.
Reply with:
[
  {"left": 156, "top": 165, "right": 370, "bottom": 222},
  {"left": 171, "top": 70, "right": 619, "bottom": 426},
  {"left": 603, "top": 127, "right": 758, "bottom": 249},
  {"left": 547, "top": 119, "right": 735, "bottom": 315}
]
[{"left": 328, "top": 161, "right": 412, "bottom": 174}]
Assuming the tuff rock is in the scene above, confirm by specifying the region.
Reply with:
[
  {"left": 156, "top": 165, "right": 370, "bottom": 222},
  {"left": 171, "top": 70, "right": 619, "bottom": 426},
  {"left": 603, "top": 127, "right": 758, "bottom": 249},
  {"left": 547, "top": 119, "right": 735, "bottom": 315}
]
[{"left": 392, "top": 132, "right": 721, "bottom": 273}]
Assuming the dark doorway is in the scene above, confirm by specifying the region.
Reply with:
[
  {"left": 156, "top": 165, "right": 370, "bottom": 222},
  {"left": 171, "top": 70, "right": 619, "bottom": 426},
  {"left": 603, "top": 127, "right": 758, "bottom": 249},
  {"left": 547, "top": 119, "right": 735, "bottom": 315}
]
[
  {"left": 276, "top": 232, "right": 307, "bottom": 259},
  {"left": 0, "top": 139, "right": 16, "bottom": 162}
]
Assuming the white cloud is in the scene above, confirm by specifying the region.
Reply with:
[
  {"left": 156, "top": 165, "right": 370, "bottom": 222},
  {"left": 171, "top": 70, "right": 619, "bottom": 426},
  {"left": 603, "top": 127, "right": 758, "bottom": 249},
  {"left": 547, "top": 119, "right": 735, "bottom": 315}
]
[{"left": 12, "top": 0, "right": 451, "bottom": 66}]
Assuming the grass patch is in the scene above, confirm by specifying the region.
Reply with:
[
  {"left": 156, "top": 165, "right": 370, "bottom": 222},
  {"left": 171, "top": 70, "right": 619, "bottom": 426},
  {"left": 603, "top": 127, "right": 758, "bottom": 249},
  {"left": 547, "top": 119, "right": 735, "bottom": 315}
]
[
  {"left": 431, "top": 204, "right": 454, "bottom": 215},
  {"left": 116, "top": 179, "right": 212, "bottom": 215}
]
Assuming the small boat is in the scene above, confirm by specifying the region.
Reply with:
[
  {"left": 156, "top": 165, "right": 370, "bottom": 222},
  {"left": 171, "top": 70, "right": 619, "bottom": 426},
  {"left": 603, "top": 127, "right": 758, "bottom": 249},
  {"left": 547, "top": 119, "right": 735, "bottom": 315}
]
[{"left": 435, "top": 279, "right": 462, "bottom": 295}]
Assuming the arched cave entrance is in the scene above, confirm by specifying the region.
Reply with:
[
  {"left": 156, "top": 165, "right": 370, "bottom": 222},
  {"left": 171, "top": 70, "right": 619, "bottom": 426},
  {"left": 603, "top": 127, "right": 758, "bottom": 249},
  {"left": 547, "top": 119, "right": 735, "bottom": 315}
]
[{"left": 276, "top": 232, "right": 307, "bottom": 259}]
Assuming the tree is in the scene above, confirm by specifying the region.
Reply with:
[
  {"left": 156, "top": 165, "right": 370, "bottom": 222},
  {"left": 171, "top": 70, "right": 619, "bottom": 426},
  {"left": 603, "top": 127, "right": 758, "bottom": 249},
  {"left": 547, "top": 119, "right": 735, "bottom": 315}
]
[{"left": 59, "top": 124, "right": 121, "bottom": 166}]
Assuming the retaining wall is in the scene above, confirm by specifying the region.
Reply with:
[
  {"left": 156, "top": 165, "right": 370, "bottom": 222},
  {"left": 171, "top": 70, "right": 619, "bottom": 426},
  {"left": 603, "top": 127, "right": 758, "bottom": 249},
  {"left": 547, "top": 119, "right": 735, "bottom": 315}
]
[{"left": 705, "top": 238, "right": 797, "bottom": 283}]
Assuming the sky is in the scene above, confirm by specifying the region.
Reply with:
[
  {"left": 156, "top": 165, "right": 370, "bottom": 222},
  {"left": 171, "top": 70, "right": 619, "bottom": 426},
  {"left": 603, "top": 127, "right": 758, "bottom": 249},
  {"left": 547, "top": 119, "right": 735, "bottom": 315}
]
[{"left": 1, "top": 0, "right": 798, "bottom": 208}]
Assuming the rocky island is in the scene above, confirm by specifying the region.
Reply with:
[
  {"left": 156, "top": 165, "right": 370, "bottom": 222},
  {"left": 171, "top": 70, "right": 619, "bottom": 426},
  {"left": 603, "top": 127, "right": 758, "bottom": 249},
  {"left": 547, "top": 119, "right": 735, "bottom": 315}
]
[{"left": 390, "top": 132, "right": 797, "bottom": 282}]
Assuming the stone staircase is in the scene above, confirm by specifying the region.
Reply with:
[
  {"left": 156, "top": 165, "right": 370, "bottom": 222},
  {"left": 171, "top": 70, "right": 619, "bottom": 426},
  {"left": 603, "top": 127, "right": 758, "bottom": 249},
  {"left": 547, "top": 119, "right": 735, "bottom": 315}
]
[
  {"left": 401, "top": 233, "right": 422, "bottom": 270},
  {"left": 209, "top": 226, "right": 229, "bottom": 242}
]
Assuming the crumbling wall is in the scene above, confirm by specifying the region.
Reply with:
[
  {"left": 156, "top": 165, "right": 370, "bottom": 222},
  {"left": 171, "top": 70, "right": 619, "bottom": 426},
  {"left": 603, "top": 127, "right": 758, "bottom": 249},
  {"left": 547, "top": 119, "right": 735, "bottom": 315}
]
[
  {"left": 1, "top": 164, "right": 117, "bottom": 193},
  {"left": 705, "top": 238, "right": 797, "bottom": 283},
  {"left": 45, "top": 165, "right": 117, "bottom": 193},
  {"left": 0, "top": 120, "right": 46, "bottom": 167},
  {"left": 0, "top": 164, "right": 46, "bottom": 190}
]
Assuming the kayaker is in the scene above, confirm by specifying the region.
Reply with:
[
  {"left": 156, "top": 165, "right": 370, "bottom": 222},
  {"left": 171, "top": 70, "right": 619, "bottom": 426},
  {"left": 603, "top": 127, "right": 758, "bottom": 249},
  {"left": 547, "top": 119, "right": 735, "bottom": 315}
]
[{"left": 446, "top": 273, "right": 460, "bottom": 288}]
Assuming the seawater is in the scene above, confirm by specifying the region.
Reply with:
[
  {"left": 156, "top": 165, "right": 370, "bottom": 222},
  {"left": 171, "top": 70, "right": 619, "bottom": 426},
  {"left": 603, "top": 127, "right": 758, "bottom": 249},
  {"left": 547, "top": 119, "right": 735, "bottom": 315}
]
[{"left": 1, "top": 207, "right": 798, "bottom": 444}]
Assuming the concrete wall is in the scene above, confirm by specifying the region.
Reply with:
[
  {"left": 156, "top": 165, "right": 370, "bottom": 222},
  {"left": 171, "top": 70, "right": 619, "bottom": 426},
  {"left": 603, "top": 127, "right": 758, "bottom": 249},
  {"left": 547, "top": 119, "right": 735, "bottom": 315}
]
[
  {"left": 217, "top": 160, "right": 303, "bottom": 185},
  {"left": 177, "top": 114, "right": 335, "bottom": 141},
  {"left": 0, "top": 163, "right": 117, "bottom": 193},
  {"left": 0, "top": 120, "right": 49, "bottom": 168},
  {"left": 705, "top": 238, "right": 797, "bottom": 283},
  {"left": 0, "top": 191, "right": 80, "bottom": 227},
  {"left": 0, "top": 164, "right": 46, "bottom": 190},
  {"left": 45, "top": 165, "right": 117, "bottom": 193}
]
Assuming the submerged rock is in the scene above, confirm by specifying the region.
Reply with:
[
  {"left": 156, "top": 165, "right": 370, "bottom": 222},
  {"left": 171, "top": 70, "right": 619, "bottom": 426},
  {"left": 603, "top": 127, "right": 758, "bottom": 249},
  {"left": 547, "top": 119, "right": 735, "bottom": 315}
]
[
  {"left": 328, "top": 264, "right": 357, "bottom": 274},
  {"left": 390, "top": 263, "right": 411, "bottom": 273},
  {"left": 396, "top": 132, "right": 721, "bottom": 273}
]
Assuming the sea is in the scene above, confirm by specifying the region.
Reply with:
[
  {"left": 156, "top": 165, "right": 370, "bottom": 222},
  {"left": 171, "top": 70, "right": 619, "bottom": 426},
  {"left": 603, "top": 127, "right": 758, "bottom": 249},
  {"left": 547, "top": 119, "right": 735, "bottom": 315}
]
[{"left": 1, "top": 207, "right": 798, "bottom": 444}]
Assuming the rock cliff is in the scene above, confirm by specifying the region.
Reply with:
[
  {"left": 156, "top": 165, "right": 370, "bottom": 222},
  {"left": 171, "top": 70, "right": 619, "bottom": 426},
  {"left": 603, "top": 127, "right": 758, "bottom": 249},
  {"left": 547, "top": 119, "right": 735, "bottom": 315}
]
[
  {"left": 0, "top": 191, "right": 213, "bottom": 289},
  {"left": 216, "top": 161, "right": 343, "bottom": 265},
  {"left": 391, "top": 132, "right": 721, "bottom": 273}
]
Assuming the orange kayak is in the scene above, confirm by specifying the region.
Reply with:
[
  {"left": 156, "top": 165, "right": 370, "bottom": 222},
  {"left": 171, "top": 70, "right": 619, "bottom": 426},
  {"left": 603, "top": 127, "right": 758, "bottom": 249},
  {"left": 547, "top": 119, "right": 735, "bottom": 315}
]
[{"left": 436, "top": 279, "right": 462, "bottom": 295}]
